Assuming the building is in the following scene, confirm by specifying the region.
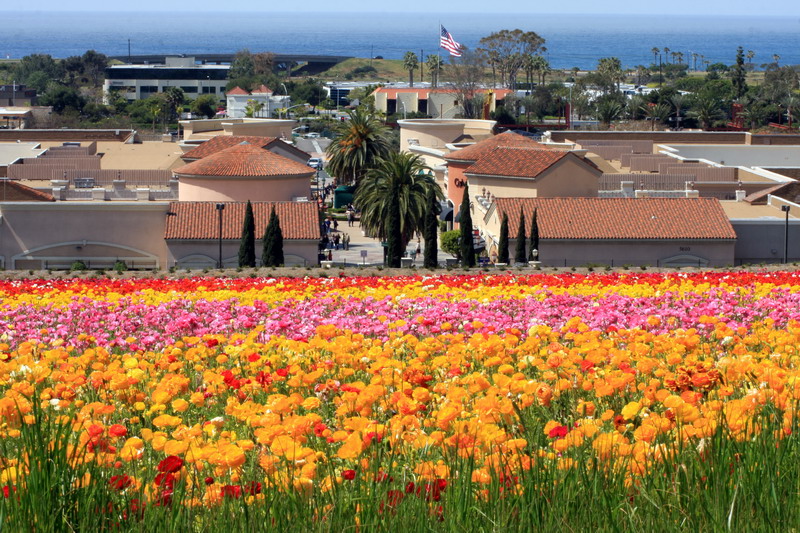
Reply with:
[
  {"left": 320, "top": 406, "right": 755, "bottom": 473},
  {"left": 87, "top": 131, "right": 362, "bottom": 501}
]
[
  {"left": 373, "top": 87, "right": 513, "bottom": 119},
  {"left": 103, "top": 57, "right": 229, "bottom": 103},
  {"left": 172, "top": 142, "right": 315, "bottom": 203},
  {"left": 482, "top": 197, "right": 736, "bottom": 267},
  {"left": 0, "top": 84, "right": 37, "bottom": 107},
  {"left": 180, "top": 135, "right": 310, "bottom": 165},
  {"left": 225, "top": 85, "right": 291, "bottom": 119}
]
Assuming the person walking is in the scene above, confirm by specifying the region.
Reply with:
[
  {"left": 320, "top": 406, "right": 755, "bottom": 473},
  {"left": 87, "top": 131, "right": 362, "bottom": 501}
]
[{"left": 347, "top": 208, "right": 354, "bottom": 227}]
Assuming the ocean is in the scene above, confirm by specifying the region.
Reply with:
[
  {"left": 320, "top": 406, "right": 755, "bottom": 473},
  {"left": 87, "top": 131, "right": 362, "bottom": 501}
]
[{"left": 2, "top": 11, "right": 800, "bottom": 71}]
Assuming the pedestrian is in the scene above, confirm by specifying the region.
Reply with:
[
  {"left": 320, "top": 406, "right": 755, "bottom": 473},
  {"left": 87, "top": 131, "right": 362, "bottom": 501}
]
[
  {"left": 347, "top": 209, "right": 354, "bottom": 227},
  {"left": 333, "top": 234, "right": 340, "bottom": 250},
  {"left": 344, "top": 234, "right": 350, "bottom": 250},
  {"left": 333, "top": 218, "right": 339, "bottom": 231},
  {"left": 325, "top": 218, "right": 331, "bottom": 234},
  {"left": 327, "top": 250, "right": 333, "bottom": 261}
]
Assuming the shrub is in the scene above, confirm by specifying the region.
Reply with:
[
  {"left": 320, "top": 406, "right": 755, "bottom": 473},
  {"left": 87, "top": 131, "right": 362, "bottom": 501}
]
[{"left": 70, "top": 261, "right": 87, "bottom": 272}]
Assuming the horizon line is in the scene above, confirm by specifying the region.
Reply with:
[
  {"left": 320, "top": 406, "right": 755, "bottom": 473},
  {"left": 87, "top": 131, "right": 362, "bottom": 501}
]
[{"left": 1, "top": 10, "right": 798, "bottom": 17}]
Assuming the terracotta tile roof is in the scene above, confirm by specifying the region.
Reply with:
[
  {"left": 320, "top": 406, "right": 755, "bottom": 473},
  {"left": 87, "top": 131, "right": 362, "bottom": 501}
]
[
  {"left": 181, "top": 136, "right": 279, "bottom": 161},
  {"left": 251, "top": 85, "right": 273, "bottom": 94},
  {"left": 0, "top": 180, "right": 55, "bottom": 202},
  {"left": 465, "top": 147, "right": 576, "bottom": 178},
  {"left": 174, "top": 143, "right": 314, "bottom": 178},
  {"left": 165, "top": 201, "right": 319, "bottom": 240},
  {"left": 226, "top": 86, "right": 249, "bottom": 96},
  {"left": 495, "top": 197, "right": 737, "bottom": 240},
  {"left": 445, "top": 131, "right": 549, "bottom": 163}
]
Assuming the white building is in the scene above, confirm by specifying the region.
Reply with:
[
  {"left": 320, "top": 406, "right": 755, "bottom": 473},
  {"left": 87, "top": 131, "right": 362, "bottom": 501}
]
[
  {"left": 103, "top": 57, "right": 229, "bottom": 103},
  {"left": 225, "top": 85, "right": 291, "bottom": 119}
]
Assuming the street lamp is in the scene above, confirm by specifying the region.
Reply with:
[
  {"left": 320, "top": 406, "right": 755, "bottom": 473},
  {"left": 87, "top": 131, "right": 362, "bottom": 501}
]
[
  {"left": 216, "top": 203, "right": 225, "bottom": 269},
  {"left": 398, "top": 99, "right": 407, "bottom": 120},
  {"left": 782, "top": 204, "right": 790, "bottom": 264}
]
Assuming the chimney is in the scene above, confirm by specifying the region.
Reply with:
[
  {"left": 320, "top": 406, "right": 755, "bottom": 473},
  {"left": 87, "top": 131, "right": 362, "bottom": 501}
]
[
  {"left": 735, "top": 189, "right": 746, "bottom": 202},
  {"left": 621, "top": 181, "right": 634, "bottom": 198}
]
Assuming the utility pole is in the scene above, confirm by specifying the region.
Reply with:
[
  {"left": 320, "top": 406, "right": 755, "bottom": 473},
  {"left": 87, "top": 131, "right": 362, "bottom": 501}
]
[{"left": 420, "top": 49, "right": 424, "bottom": 83}]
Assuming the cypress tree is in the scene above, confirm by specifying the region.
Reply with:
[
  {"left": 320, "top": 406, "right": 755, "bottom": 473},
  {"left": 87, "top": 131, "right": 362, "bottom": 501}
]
[
  {"left": 514, "top": 208, "right": 527, "bottom": 264},
  {"left": 459, "top": 182, "right": 476, "bottom": 267},
  {"left": 262, "top": 206, "right": 284, "bottom": 267},
  {"left": 423, "top": 187, "right": 439, "bottom": 268},
  {"left": 497, "top": 212, "right": 509, "bottom": 264},
  {"left": 238, "top": 200, "right": 256, "bottom": 267},
  {"left": 386, "top": 184, "right": 402, "bottom": 268},
  {"left": 529, "top": 207, "right": 539, "bottom": 261}
]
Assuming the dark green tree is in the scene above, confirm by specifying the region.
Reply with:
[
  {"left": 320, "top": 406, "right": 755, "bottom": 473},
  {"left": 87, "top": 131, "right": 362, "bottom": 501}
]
[
  {"left": 261, "top": 207, "right": 284, "bottom": 267},
  {"left": 459, "top": 182, "right": 476, "bottom": 267},
  {"left": 497, "top": 212, "right": 510, "bottom": 264},
  {"left": 732, "top": 46, "right": 747, "bottom": 99},
  {"left": 386, "top": 186, "right": 403, "bottom": 268},
  {"left": 514, "top": 208, "right": 527, "bottom": 264},
  {"left": 529, "top": 207, "right": 539, "bottom": 261},
  {"left": 238, "top": 200, "right": 256, "bottom": 267},
  {"left": 229, "top": 49, "right": 256, "bottom": 79},
  {"left": 423, "top": 187, "right": 440, "bottom": 268},
  {"left": 39, "top": 84, "right": 85, "bottom": 113},
  {"left": 191, "top": 94, "right": 219, "bottom": 118}
]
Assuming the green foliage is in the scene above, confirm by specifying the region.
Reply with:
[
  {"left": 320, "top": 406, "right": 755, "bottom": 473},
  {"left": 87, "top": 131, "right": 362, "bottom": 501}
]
[
  {"left": 229, "top": 49, "right": 256, "bottom": 79},
  {"left": 386, "top": 187, "right": 403, "bottom": 268},
  {"left": 70, "top": 261, "right": 87, "bottom": 272},
  {"left": 440, "top": 230, "right": 462, "bottom": 259},
  {"left": 261, "top": 207, "right": 284, "bottom": 267},
  {"left": 497, "top": 213, "right": 510, "bottom": 264},
  {"left": 529, "top": 207, "right": 539, "bottom": 260},
  {"left": 190, "top": 94, "right": 219, "bottom": 118},
  {"left": 514, "top": 209, "right": 527, "bottom": 264},
  {"left": 326, "top": 107, "right": 392, "bottom": 185},
  {"left": 238, "top": 200, "right": 256, "bottom": 268},
  {"left": 113, "top": 260, "right": 127, "bottom": 273},
  {"left": 732, "top": 46, "right": 747, "bottom": 99},
  {"left": 13, "top": 54, "right": 63, "bottom": 92},
  {"left": 356, "top": 152, "right": 442, "bottom": 252},
  {"left": 423, "top": 188, "right": 439, "bottom": 268},
  {"left": 403, "top": 51, "right": 419, "bottom": 87},
  {"left": 39, "top": 84, "right": 86, "bottom": 113},
  {"left": 459, "top": 182, "right": 476, "bottom": 268}
]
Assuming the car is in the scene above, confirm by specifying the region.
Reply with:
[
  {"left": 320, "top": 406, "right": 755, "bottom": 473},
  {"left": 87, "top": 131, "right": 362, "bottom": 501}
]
[
  {"left": 305, "top": 132, "right": 321, "bottom": 139},
  {"left": 307, "top": 157, "right": 324, "bottom": 170}
]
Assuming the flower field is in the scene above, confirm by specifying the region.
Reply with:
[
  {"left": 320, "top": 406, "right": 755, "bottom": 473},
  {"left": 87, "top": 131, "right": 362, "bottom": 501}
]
[{"left": 2, "top": 271, "right": 800, "bottom": 531}]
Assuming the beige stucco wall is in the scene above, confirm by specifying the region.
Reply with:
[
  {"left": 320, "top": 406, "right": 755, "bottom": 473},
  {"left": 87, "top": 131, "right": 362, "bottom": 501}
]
[
  {"left": 167, "top": 239, "right": 318, "bottom": 268},
  {"left": 177, "top": 175, "right": 313, "bottom": 202},
  {"left": 399, "top": 120, "right": 465, "bottom": 151},
  {"left": 466, "top": 157, "right": 600, "bottom": 200},
  {"left": 0, "top": 202, "right": 169, "bottom": 269},
  {"left": 180, "top": 119, "right": 295, "bottom": 141}
]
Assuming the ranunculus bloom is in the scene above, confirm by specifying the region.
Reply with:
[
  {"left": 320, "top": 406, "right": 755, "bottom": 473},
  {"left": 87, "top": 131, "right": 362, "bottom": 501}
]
[
  {"left": 342, "top": 469, "right": 356, "bottom": 480},
  {"left": 157, "top": 455, "right": 183, "bottom": 474}
]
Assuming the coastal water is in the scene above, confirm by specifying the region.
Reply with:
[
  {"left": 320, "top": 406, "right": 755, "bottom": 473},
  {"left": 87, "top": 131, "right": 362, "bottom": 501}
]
[{"left": 2, "top": 11, "right": 799, "bottom": 70}]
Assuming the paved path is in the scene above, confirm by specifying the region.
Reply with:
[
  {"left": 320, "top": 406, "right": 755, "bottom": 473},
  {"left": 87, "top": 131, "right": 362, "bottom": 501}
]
[{"left": 321, "top": 220, "right": 451, "bottom": 268}]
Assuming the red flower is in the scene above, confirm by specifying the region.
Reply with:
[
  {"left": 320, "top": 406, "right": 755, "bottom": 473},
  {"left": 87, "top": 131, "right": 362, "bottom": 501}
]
[
  {"left": 154, "top": 473, "right": 175, "bottom": 489},
  {"left": 221, "top": 485, "right": 242, "bottom": 499},
  {"left": 244, "top": 481, "right": 262, "bottom": 495},
  {"left": 157, "top": 455, "right": 184, "bottom": 473},
  {"left": 548, "top": 425, "right": 569, "bottom": 439},
  {"left": 204, "top": 477, "right": 215, "bottom": 485},
  {"left": 109, "top": 475, "right": 133, "bottom": 491},
  {"left": 2, "top": 485, "right": 16, "bottom": 499},
  {"left": 342, "top": 469, "right": 356, "bottom": 481},
  {"left": 108, "top": 424, "right": 128, "bottom": 438}
]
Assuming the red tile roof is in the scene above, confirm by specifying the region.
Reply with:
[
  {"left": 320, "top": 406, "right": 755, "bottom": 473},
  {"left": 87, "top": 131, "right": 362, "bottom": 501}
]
[
  {"left": 181, "top": 136, "right": 279, "bottom": 161},
  {"left": 0, "top": 180, "right": 55, "bottom": 202},
  {"left": 465, "top": 147, "right": 576, "bottom": 178},
  {"left": 173, "top": 143, "right": 314, "bottom": 178},
  {"left": 165, "top": 201, "right": 319, "bottom": 240},
  {"left": 446, "top": 131, "right": 548, "bottom": 163},
  {"left": 226, "top": 86, "right": 249, "bottom": 96},
  {"left": 495, "top": 197, "right": 737, "bottom": 240},
  {"left": 251, "top": 85, "right": 273, "bottom": 94}
]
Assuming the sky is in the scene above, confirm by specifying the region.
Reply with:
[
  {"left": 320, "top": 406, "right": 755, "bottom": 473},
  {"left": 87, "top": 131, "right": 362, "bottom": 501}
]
[{"left": 2, "top": 0, "right": 800, "bottom": 15}]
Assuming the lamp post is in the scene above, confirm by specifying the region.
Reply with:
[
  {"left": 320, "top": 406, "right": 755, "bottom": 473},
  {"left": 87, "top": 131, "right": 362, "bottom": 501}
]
[
  {"left": 399, "top": 99, "right": 407, "bottom": 120},
  {"left": 216, "top": 203, "right": 225, "bottom": 269},
  {"left": 782, "top": 204, "right": 790, "bottom": 264}
]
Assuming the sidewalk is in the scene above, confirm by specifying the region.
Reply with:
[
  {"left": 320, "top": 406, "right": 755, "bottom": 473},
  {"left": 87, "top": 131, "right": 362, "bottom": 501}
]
[{"left": 321, "top": 220, "right": 449, "bottom": 267}]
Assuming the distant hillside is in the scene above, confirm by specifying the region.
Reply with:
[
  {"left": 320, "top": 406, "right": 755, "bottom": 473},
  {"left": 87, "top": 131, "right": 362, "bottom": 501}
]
[{"left": 318, "top": 58, "right": 415, "bottom": 83}]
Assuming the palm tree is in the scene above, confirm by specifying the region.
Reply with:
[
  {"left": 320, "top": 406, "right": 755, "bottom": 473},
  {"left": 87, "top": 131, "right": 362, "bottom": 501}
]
[
  {"left": 688, "top": 96, "right": 723, "bottom": 130},
  {"left": 325, "top": 107, "right": 392, "bottom": 186},
  {"left": 663, "top": 47, "right": 671, "bottom": 64},
  {"left": 651, "top": 47, "right": 660, "bottom": 66},
  {"left": 426, "top": 55, "right": 443, "bottom": 88},
  {"left": 595, "top": 99, "right": 623, "bottom": 128},
  {"left": 531, "top": 55, "right": 551, "bottom": 85},
  {"left": 671, "top": 94, "right": 688, "bottom": 129},
  {"left": 355, "top": 152, "right": 444, "bottom": 253},
  {"left": 640, "top": 102, "right": 671, "bottom": 131},
  {"left": 747, "top": 50, "right": 755, "bottom": 66},
  {"left": 403, "top": 51, "right": 419, "bottom": 87}
]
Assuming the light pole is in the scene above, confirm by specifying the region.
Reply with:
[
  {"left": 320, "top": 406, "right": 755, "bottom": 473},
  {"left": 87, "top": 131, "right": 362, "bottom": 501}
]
[
  {"left": 399, "top": 99, "right": 407, "bottom": 120},
  {"left": 216, "top": 203, "right": 225, "bottom": 269},
  {"left": 782, "top": 204, "right": 790, "bottom": 264}
]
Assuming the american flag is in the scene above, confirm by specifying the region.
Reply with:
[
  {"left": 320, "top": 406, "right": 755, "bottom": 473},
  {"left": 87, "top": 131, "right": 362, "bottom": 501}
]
[{"left": 440, "top": 25, "right": 462, "bottom": 57}]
